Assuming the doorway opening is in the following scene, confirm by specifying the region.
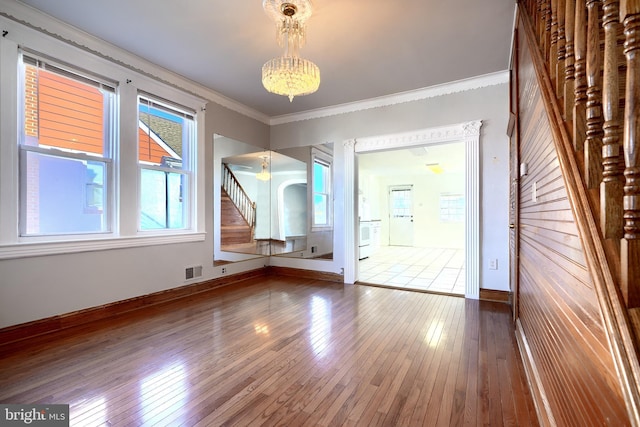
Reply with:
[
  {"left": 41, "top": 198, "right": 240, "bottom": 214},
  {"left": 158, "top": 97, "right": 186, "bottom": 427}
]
[{"left": 357, "top": 142, "right": 465, "bottom": 295}]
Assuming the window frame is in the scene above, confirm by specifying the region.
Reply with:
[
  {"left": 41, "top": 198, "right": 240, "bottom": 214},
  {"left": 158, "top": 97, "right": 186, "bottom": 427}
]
[
  {"left": 136, "top": 94, "right": 196, "bottom": 232},
  {"left": 310, "top": 147, "right": 333, "bottom": 231},
  {"left": 17, "top": 52, "right": 117, "bottom": 238},
  {"left": 439, "top": 193, "right": 465, "bottom": 223},
  {"left": 0, "top": 21, "right": 206, "bottom": 260}
]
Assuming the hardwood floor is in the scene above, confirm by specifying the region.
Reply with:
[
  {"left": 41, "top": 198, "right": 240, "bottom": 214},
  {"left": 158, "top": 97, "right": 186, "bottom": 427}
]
[{"left": 0, "top": 276, "right": 538, "bottom": 426}]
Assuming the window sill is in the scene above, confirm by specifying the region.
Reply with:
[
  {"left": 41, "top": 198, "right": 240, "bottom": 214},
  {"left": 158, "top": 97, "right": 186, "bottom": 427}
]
[{"left": 0, "top": 232, "right": 206, "bottom": 260}]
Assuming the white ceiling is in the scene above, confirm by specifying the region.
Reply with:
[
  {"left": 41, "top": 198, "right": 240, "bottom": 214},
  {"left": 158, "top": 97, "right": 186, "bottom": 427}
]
[
  {"left": 15, "top": 0, "right": 516, "bottom": 118},
  {"left": 358, "top": 142, "right": 465, "bottom": 177}
]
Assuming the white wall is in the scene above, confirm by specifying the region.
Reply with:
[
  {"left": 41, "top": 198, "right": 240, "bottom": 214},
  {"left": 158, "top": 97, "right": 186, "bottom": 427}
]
[
  {"left": 368, "top": 172, "right": 465, "bottom": 249},
  {"left": 270, "top": 83, "right": 511, "bottom": 291}
]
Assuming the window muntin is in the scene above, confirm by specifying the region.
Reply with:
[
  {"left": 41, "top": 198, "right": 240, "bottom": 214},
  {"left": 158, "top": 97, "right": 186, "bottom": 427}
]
[
  {"left": 440, "top": 193, "right": 464, "bottom": 222},
  {"left": 19, "top": 55, "right": 115, "bottom": 236},
  {"left": 137, "top": 95, "right": 195, "bottom": 231},
  {"left": 312, "top": 151, "right": 332, "bottom": 228},
  {"left": 390, "top": 188, "right": 412, "bottom": 218}
]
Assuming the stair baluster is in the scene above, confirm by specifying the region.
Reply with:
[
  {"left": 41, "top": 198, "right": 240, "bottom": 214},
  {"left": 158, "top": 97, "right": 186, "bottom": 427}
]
[
  {"left": 565, "top": 0, "right": 577, "bottom": 123},
  {"left": 601, "top": 0, "right": 625, "bottom": 239},
  {"left": 585, "top": 0, "right": 605, "bottom": 188},
  {"left": 621, "top": 0, "right": 640, "bottom": 308},
  {"left": 575, "top": 0, "right": 589, "bottom": 151}
]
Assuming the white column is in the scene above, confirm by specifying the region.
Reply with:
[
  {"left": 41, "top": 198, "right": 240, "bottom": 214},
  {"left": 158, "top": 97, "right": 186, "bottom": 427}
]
[
  {"left": 343, "top": 139, "right": 357, "bottom": 284},
  {"left": 464, "top": 121, "right": 482, "bottom": 299}
]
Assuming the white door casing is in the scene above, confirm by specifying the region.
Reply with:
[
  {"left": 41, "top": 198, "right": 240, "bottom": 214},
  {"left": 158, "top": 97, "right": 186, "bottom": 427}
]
[{"left": 342, "top": 120, "right": 481, "bottom": 299}]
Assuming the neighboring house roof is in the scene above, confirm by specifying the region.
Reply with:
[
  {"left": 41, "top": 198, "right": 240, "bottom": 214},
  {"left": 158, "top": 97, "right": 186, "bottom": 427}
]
[
  {"left": 139, "top": 112, "right": 183, "bottom": 157},
  {"left": 138, "top": 119, "right": 181, "bottom": 165}
]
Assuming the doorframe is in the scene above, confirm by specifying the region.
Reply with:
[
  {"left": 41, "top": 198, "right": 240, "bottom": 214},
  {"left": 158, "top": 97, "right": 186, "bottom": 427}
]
[{"left": 341, "top": 120, "right": 482, "bottom": 299}]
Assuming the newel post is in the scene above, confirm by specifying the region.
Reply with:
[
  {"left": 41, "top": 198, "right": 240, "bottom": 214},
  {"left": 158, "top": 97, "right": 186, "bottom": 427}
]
[
  {"left": 621, "top": 0, "right": 640, "bottom": 307},
  {"left": 601, "top": 0, "right": 625, "bottom": 239}
]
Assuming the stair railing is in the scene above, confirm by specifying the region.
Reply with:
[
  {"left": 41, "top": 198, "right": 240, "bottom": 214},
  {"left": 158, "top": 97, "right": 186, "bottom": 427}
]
[
  {"left": 520, "top": 0, "right": 640, "bottom": 422},
  {"left": 222, "top": 163, "right": 256, "bottom": 235},
  {"left": 522, "top": 0, "right": 639, "bottom": 307}
]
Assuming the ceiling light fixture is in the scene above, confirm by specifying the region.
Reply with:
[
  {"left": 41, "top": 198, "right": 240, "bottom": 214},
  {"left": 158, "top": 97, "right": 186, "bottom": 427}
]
[
  {"left": 256, "top": 156, "right": 272, "bottom": 181},
  {"left": 426, "top": 163, "right": 444, "bottom": 174},
  {"left": 261, "top": 0, "right": 320, "bottom": 102}
]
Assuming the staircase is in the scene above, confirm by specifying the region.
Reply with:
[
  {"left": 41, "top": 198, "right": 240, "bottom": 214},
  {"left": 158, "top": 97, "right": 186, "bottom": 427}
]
[
  {"left": 518, "top": 0, "right": 640, "bottom": 423},
  {"left": 220, "top": 188, "right": 253, "bottom": 246},
  {"left": 220, "top": 163, "right": 256, "bottom": 248}
]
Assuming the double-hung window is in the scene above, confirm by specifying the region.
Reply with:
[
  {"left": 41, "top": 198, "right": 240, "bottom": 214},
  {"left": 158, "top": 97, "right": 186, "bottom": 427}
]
[
  {"left": 138, "top": 95, "right": 195, "bottom": 231},
  {"left": 18, "top": 54, "right": 116, "bottom": 236},
  {"left": 311, "top": 148, "right": 332, "bottom": 229}
]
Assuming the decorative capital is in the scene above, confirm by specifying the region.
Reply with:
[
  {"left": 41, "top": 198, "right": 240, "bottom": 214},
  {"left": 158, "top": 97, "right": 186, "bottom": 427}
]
[
  {"left": 343, "top": 139, "right": 356, "bottom": 149},
  {"left": 462, "top": 120, "right": 482, "bottom": 137}
]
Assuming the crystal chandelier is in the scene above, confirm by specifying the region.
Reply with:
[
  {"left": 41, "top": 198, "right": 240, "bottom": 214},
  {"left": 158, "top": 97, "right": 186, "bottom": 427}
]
[
  {"left": 256, "top": 156, "right": 271, "bottom": 181},
  {"left": 262, "top": 0, "right": 320, "bottom": 102}
]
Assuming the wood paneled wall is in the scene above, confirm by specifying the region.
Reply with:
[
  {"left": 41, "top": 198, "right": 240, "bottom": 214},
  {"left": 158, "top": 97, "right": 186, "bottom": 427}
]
[{"left": 516, "top": 21, "right": 629, "bottom": 426}]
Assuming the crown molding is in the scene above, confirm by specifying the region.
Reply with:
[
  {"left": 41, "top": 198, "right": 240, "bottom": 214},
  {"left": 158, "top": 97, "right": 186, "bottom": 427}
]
[
  {"left": 269, "top": 71, "right": 509, "bottom": 126},
  {"left": 1, "top": 0, "right": 270, "bottom": 124},
  {"left": 354, "top": 120, "right": 482, "bottom": 153}
]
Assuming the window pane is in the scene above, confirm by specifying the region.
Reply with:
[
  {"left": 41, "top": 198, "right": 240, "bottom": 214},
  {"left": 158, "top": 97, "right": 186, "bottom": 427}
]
[
  {"left": 138, "top": 99, "right": 185, "bottom": 168},
  {"left": 391, "top": 189, "right": 411, "bottom": 217},
  {"left": 167, "top": 173, "right": 185, "bottom": 229},
  {"left": 21, "top": 151, "right": 107, "bottom": 235},
  {"left": 313, "top": 161, "right": 328, "bottom": 193},
  {"left": 140, "top": 169, "right": 186, "bottom": 230},
  {"left": 23, "top": 63, "right": 109, "bottom": 156},
  {"left": 314, "top": 194, "right": 328, "bottom": 225},
  {"left": 140, "top": 169, "right": 166, "bottom": 230}
]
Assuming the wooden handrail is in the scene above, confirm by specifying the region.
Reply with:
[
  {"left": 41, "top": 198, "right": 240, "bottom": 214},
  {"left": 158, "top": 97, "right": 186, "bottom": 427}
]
[{"left": 222, "top": 163, "right": 256, "bottom": 235}]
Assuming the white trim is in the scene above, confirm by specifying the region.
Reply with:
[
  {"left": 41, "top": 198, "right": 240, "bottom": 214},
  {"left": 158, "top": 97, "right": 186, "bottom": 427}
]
[
  {"left": 0, "top": 232, "right": 206, "bottom": 260},
  {"left": 347, "top": 121, "right": 482, "bottom": 299},
  {"left": 342, "top": 139, "right": 357, "bottom": 284},
  {"left": 271, "top": 72, "right": 508, "bottom": 125}
]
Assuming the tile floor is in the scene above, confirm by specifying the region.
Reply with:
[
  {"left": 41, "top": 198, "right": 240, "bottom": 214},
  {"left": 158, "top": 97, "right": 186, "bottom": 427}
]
[{"left": 358, "top": 245, "right": 465, "bottom": 295}]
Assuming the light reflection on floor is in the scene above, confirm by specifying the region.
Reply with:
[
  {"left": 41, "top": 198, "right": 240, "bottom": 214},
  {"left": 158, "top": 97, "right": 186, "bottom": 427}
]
[
  {"left": 309, "top": 295, "right": 331, "bottom": 358},
  {"left": 139, "top": 361, "right": 188, "bottom": 425}
]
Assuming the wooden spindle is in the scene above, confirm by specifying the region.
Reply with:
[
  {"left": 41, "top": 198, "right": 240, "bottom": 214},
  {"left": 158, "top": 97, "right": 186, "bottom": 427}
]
[
  {"left": 558, "top": 0, "right": 568, "bottom": 99},
  {"left": 575, "top": 0, "right": 589, "bottom": 151},
  {"left": 621, "top": 0, "right": 640, "bottom": 307},
  {"left": 585, "top": 0, "right": 604, "bottom": 188},
  {"left": 565, "top": 0, "right": 577, "bottom": 123},
  {"left": 551, "top": 0, "right": 560, "bottom": 78},
  {"left": 601, "top": 0, "right": 625, "bottom": 239},
  {"left": 545, "top": 0, "right": 553, "bottom": 60}
]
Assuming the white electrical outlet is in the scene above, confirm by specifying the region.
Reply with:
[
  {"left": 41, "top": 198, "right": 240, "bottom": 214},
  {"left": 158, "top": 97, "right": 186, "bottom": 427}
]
[
  {"left": 489, "top": 259, "right": 498, "bottom": 270},
  {"left": 221, "top": 267, "right": 227, "bottom": 274}
]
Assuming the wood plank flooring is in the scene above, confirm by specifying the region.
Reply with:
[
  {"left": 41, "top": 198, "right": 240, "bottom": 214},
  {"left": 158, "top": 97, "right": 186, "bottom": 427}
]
[{"left": 0, "top": 276, "right": 538, "bottom": 426}]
